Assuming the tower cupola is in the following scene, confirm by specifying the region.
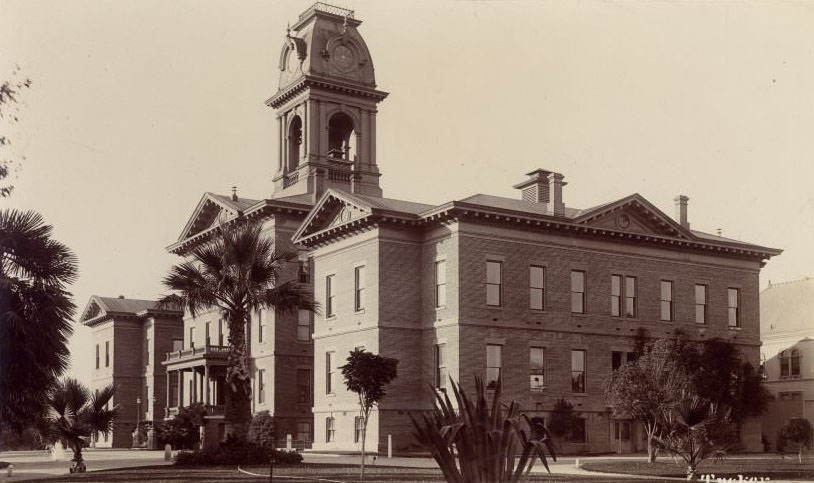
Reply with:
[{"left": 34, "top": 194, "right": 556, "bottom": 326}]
[{"left": 267, "top": 3, "right": 388, "bottom": 200}]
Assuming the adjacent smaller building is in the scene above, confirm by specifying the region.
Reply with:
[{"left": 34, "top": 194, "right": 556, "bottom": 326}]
[
  {"left": 80, "top": 295, "right": 183, "bottom": 447},
  {"left": 760, "top": 278, "right": 814, "bottom": 447}
]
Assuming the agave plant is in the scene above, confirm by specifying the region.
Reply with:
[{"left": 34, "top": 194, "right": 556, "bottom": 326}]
[
  {"left": 654, "top": 392, "right": 735, "bottom": 480},
  {"left": 410, "top": 377, "right": 555, "bottom": 483}
]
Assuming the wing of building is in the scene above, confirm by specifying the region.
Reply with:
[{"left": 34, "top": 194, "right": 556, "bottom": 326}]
[
  {"left": 154, "top": 2, "right": 782, "bottom": 454},
  {"left": 760, "top": 278, "right": 814, "bottom": 446}
]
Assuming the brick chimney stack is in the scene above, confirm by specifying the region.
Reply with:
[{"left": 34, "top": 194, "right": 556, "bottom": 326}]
[
  {"left": 674, "top": 195, "right": 689, "bottom": 229},
  {"left": 549, "top": 172, "right": 566, "bottom": 217}
]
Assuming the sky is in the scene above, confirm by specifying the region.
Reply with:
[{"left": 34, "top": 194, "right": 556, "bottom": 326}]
[{"left": 2, "top": 0, "right": 813, "bottom": 384}]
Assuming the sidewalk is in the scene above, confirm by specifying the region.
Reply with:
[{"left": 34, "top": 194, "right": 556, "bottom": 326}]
[{"left": 0, "top": 449, "right": 170, "bottom": 482}]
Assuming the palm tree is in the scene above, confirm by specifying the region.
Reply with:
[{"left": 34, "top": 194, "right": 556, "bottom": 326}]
[
  {"left": 161, "top": 219, "right": 316, "bottom": 441},
  {"left": 43, "top": 378, "right": 117, "bottom": 473},
  {"left": 0, "top": 209, "right": 78, "bottom": 434}
]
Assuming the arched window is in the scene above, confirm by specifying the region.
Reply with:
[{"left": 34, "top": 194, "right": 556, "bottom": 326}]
[
  {"left": 780, "top": 349, "right": 802, "bottom": 378},
  {"left": 327, "top": 112, "right": 356, "bottom": 161},
  {"left": 790, "top": 349, "right": 801, "bottom": 377},
  {"left": 287, "top": 115, "right": 303, "bottom": 171}
]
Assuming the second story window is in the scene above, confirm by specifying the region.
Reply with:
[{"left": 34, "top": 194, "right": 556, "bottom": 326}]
[
  {"left": 530, "top": 347, "right": 545, "bottom": 391},
  {"left": 189, "top": 326, "right": 196, "bottom": 349},
  {"left": 297, "top": 310, "right": 311, "bottom": 342},
  {"left": 612, "top": 275, "right": 636, "bottom": 317},
  {"left": 434, "top": 343, "right": 447, "bottom": 390},
  {"left": 486, "top": 261, "right": 502, "bottom": 306},
  {"left": 571, "top": 270, "right": 586, "bottom": 314},
  {"left": 611, "top": 275, "right": 622, "bottom": 316},
  {"left": 354, "top": 265, "right": 366, "bottom": 311},
  {"left": 727, "top": 288, "right": 740, "bottom": 327},
  {"left": 297, "top": 369, "right": 311, "bottom": 404},
  {"left": 571, "top": 349, "right": 586, "bottom": 393},
  {"left": 326, "top": 275, "right": 336, "bottom": 317},
  {"left": 145, "top": 338, "right": 150, "bottom": 365},
  {"left": 611, "top": 351, "right": 636, "bottom": 371},
  {"left": 105, "top": 341, "right": 110, "bottom": 367},
  {"left": 695, "top": 284, "right": 707, "bottom": 324},
  {"left": 780, "top": 349, "right": 801, "bottom": 378},
  {"left": 624, "top": 277, "right": 636, "bottom": 317},
  {"left": 205, "top": 321, "right": 211, "bottom": 346},
  {"left": 529, "top": 265, "right": 545, "bottom": 310},
  {"left": 218, "top": 319, "right": 225, "bottom": 346},
  {"left": 660, "top": 281, "right": 674, "bottom": 321},
  {"left": 95, "top": 344, "right": 100, "bottom": 369},
  {"left": 486, "top": 344, "right": 502, "bottom": 390},
  {"left": 257, "top": 310, "right": 265, "bottom": 344},
  {"left": 257, "top": 369, "right": 265, "bottom": 404},
  {"left": 325, "top": 351, "right": 335, "bottom": 394},
  {"left": 435, "top": 260, "right": 447, "bottom": 308}
]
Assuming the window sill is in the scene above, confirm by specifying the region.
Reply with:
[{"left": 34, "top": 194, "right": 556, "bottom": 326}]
[
  {"left": 530, "top": 387, "right": 546, "bottom": 393},
  {"left": 570, "top": 312, "right": 588, "bottom": 317},
  {"left": 569, "top": 392, "right": 589, "bottom": 397},
  {"left": 435, "top": 305, "right": 447, "bottom": 311},
  {"left": 354, "top": 309, "right": 366, "bottom": 315},
  {"left": 326, "top": 316, "right": 337, "bottom": 322},
  {"left": 485, "top": 305, "right": 504, "bottom": 311},
  {"left": 728, "top": 326, "right": 742, "bottom": 331},
  {"left": 325, "top": 393, "right": 336, "bottom": 398}
]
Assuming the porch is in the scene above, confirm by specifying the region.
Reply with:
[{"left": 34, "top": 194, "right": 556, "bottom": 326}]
[{"left": 162, "top": 344, "right": 229, "bottom": 418}]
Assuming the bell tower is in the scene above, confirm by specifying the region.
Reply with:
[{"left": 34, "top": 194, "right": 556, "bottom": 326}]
[{"left": 267, "top": 3, "right": 388, "bottom": 200}]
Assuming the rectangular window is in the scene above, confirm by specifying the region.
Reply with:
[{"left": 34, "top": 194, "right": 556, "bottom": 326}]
[
  {"left": 486, "top": 344, "right": 502, "bottom": 390},
  {"left": 105, "top": 341, "right": 110, "bottom": 367},
  {"left": 354, "top": 266, "right": 366, "bottom": 311},
  {"left": 326, "top": 275, "right": 336, "bottom": 317},
  {"left": 434, "top": 344, "right": 447, "bottom": 390},
  {"left": 172, "top": 338, "right": 183, "bottom": 352},
  {"left": 145, "top": 338, "right": 150, "bottom": 365},
  {"left": 145, "top": 385, "right": 149, "bottom": 412},
  {"left": 660, "top": 281, "right": 674, "bottom": 321},
  {"left": 611, "top": 351, "right": 637, "bottom": 371},
  {"left": 569, "top": 417, "right": 586, "bottom": 443},
  {"left": 611, "top": 275, "right": 622, "bottom": 317},
  {"left": 727, "top": 288, "right": 740, "bottom": 327},
  {"left": 325, "top": 351, "right": 334, "bottom": 394},
  {"left": 189, "top": 326, "right": 196, "bottom": 349},
  {"left": 571, "top": 349, "right": 586, "bottom": 393},
  {"left": 95, "top": 344, "right": 100, "bottom": 369},
  {"left": 257, "top": 369, "right": 265, "bottom": 404},
  {"left": 205, "top": 321, "right": 211, "bottom": 346},
  {"left": 435, "top": 260, "right": 447, "bottom": 308},
  {"left": 297, "top": 310, "right": 311, "bottom": 342},
  {"left": 530, "top": 265, "right": 545, "bottom": 310},
  {"left": 354, "top": 416, "right": 364, "bottom": 443},
  {"left": 530, "top": 347, "right": 545, "bottom": 391},
  {"left": 625, "top": 277, "right": 636, "bottom": 317},
  {"left": 218, "top": 319, "right": 224, "bottom": 346},
  {"left": 298, "top": 260, "right": 310, "bottom": 284},
  {"left": 297, "top": 369, "right": 311, "bottom": 404},
  {"left": 571, "top": 270, "right": 586, "bottom": 313},
  {"left": 695, "top": 284, "right": 707, "bottom": 324},
  {"left": 297, "top": 422, "right": 312, "bottom": 442},
  {"left": 257, "top": 310, "right": 265, "bottom": 344},
  {"left": 325, "top": 417, "right": 335, "bottom": 443},
  {"left": 486, "top": 260, "right": 502, "bottom": 306}
]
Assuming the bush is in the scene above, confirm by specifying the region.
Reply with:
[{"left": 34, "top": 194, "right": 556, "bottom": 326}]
[
  {"left": 174, "top": 435, "right": 302, "bottom": 465},
  {"left": 157, "top": 403, "right": 206, "bottom": 450},
  {"left": 248, "top": 411, "right": 275, "bottom": 448}
]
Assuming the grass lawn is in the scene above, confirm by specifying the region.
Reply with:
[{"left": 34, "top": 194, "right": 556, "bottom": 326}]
[
  {"left": 582, "top": 458, "right": 814, "bottom": 481},
  {"left": 25, "top": 463, "right": 671, "bottom": 482}
]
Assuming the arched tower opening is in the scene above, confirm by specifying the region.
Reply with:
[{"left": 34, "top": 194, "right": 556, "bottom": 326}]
[
  {"left": 287, "top": 115, "right": 303, "bottom": 171},
  {"left": 327, "top": 113, "right": 356, "bottom": 161}
]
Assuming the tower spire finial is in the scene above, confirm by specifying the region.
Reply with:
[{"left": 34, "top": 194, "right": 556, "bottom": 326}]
[{"left": 231, "top": 186, "right": 238, "bottom": 201}]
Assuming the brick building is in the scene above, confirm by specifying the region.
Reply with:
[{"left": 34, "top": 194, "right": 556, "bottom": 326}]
[
  {"left": 165, "top": 2, "right": 781, "bottom": 454},
  {"left": 80, "top": 295, "right": 183, "bottom": 448},
  {"left": 760, "top": 278, "right": 814, "bottom": 447}
]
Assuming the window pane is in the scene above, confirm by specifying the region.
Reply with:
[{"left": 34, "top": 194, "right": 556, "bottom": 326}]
[
  {"left": 695, "top": 284, "right": 706, "bottom": 304},
  {"left": 625, "top": 277, "right": 635, "bottom": 296},
  {"left": 695, "top": 304, "right": 706, "bottom": 324},
  {"left": 487, "top": 261, "right": 501, "bottom": 284},
  {"left": 530, "top": 287, "right": 543, "bottom": 310},
  {"left": 530, "top": 266, "right": 544, "bottom": 288},
  {"left": 437, "top": 286, "right": 447, "bottom": 307},
  {"left": 571, "top": 293, "right": 584, "bottom": 313},
  {"left": 571, "top": 271, "right": 585, "bottom": 292},
  {"left": 571, "top": 372, "right": 585, "bottom": 393},
  {"left": 530, "top": 347, "right": 544, "bottom": 369},
  {"left": 728, "top": 307, "right": 738, "bottom": 327},
  {"left": 611, "top": 275, "right": 621, "bottom": 296},
  {"left": 728, "top": 288, "right": 738, "bottom": 307},
  {"left": 612, "top": 351, "right": 622, "bottom": 371},
  {"left": 487, "top": 345, "right": 502, "bottom": 366},
  {"left": 435, "top": 261, "right": 446, "bottom": 285},
  {"left": 571, "top": 350, "right": 585, "bottom": 372},
  {"left": 661, "top": 281, "right": 672, "bottom": 300},
  {"left": 661, "top": 301, "right": 672, "bottom": 321},
  {"left": 486, "top": 368, "right": 501, "bottom": 389},
  {"left": 487, "top": 285, "right": 501, "bottom": 306}
]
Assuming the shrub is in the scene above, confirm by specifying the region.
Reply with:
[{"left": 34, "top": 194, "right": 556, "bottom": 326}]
[
  {"left": 248, "top": 411, "right": 275, "bottom": 449},
  {"left": 174, "top": 435, "right": 302, "bottom": 466},
  {"left": 157, "top": 403, "right": 206, "bottom": 450},
  {"left": 778, "top": 418, "right": 813, "bottom": 463},
  {"left": 547, "top": 399, "right": 578, "bottom": 438}
]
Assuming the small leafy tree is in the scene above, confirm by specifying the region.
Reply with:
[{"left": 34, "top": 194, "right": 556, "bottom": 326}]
[
  {"left": 410, "top": 377, "right": 556, "bottom": 482},
  {"left": 157, "top": 402, "right": 206, "bottom": 450},
  {"left": 42, "top": 379, "right": 117, "bottom": 473},
  {"left": 655, "top": 393, "right": 735, "bottom": 480},
  {"left": 547, "top": 399, "right": 578, "bottom": 440},
  {"left": 606, "top": 339, "right": 689, "bottom": 463},
  {"left": 248, "top": 410, "right": 275, "bottom": 449},
  {"left": 778, "top": 418, "right": 813, "bottom": 463},
  {"left": 340, "top": 349, "right": 398, "bottom": 481}
]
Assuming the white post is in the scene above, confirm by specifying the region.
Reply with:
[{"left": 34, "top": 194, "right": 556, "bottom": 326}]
[
  {"left": 388, "top": 434, "right": 392, "bottom": 459},
  {"left": 164, "top": 444, "right": 172, "bottom": 461},
  {"left": 575, "top": 458, "right": 580, "bottom": 468},
  {"left": 286, "top": 433, "right": 292, "bottom": 451},
  {"left": 7, "top": 464, "right": 14, "bottom": 477}
]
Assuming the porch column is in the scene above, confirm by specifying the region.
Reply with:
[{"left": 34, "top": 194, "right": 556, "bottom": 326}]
[
  {"left": 192, "top": 368, "right": 198, "bottom": 403},
  {"left": 165, "top": 370, "right": 170, "bottom": 417},
  {"left": 204, "top": 365, "right": 210, "bottom": 406},
  {"left": 177, "top": 370, "right": 183, "bottom": 407}
]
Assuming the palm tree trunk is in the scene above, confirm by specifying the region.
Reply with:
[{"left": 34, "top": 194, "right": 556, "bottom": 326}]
[{"left": 225, "top": 311, "right": 252, "bottom": 441}]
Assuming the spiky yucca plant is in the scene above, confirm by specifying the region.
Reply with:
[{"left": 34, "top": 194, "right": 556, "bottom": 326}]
[{"left": 410, "top": 377, "right": 555, "bottom": 483}]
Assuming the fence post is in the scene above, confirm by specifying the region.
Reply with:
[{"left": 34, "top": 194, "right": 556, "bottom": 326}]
[{"left": 286, "top": 433, "right": 292, "bottom": 451}]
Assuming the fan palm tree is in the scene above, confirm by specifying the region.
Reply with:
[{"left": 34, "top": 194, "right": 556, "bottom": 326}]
[
  {"left": 161, "top": 219, "right": 316, "bottom": 441},
  {"left": 43, "top": 378, "right": 117, "bottom": 473},
  {"left": 0, "top": 209, "right": 78, "bottom": 434}
]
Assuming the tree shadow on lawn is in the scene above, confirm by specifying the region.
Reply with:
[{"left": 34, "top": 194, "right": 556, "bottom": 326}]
[{"left": 582, "top": 459, "right": 814, "bottom": 481}]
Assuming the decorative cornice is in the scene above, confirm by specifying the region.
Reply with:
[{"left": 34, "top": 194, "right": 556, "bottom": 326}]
[{"left": 266, "top": 75, "right": 388, "bottom": 109}]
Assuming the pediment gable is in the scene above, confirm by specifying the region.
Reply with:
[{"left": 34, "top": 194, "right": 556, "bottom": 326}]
[
  {"left": 80, "top": 298, "right": 105, "bottom": 323},
  {"left": 177, "top": 193, "right": 247, "bottom": 242},
  {"left": 293, "top": 190, "right": 373, "bottom": 242},
  {"left": 575, "top": 194, "right": 693, "bottom": 240}
]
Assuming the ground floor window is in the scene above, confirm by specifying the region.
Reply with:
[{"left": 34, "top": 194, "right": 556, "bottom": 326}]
[
  {"left": 354, "top": 416, "right": 364, "bottom": 443},
  {"left": 325, "top": 417, "right": 335, "bottom": 443},
  {"left": 568, "top": 417, "right": 586, "bottom": 443},
  {"left": 297, "top": 422, "right": 312, "bottom": 442}
]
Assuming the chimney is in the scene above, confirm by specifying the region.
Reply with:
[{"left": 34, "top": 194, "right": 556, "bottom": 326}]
[
  {"left": 513, "top": 169, "right": 552, "bottom": 209},
  {"left": 118, "top": 295, "right": 125, "bottom": 299},
  {"left": 674, "top": 195, "right": 689, "bottom": 229},
  {"left": 549, "top": 172, "right": 567, "bottom": 216}
]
